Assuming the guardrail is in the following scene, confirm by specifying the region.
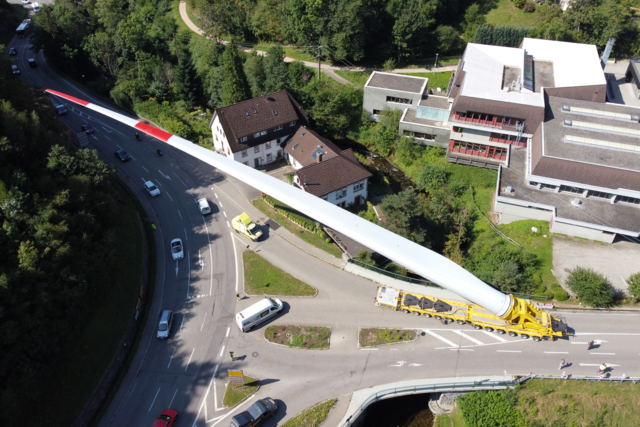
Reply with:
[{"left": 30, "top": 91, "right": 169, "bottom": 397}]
[
  {"left": 347, "top": 258, "right": 440, "bottom": 288},
  {"left": 516, "top": 373, "right": 640, "bottom": 384},
  {"left": 340, "top": 378, "right": 516, "bottom": 426}
]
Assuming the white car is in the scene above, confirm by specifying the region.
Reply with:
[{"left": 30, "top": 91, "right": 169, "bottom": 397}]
[
  {"left": 197, "top": 198, "right": 211, "bottom": 215},
  {"left": 21, "top": 0, "right": 30, "bottom": 4},
  {"left": 33, "top": 2, "right": 39, "bottom": 12},
  {"left": 170, "top": 239, "right": 184, "bottom": 260},
  {"left": 144, "top": 181, "right": 160, "bottom": 197}
]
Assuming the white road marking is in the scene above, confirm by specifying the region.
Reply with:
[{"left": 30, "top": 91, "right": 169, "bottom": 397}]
[
  {"left": 223, "top": 211, "right": 227, "bottom": 217},
  {"left": 184, "top": 228, "right": 188, "bottom": 241},
  {"left": 185, "top": 348, "right": 195, "bottom": 371},
  {"left": 572, "top": 340, "right": 606, "bottom": 345},
  {"left": 178, "top": 210, "right": 182, "bottom": 219},
  {"left": 211, "top": 396, "right": 257, "bottom": 426},
  {"left": 409, "top": 363, "right": 423, "bottom": 367},
  {"left": 129, "top": 155, "right": 136, "bottom": 161},
  {"left": 226, "top": 327, "right": 230, "bottom": 337},
  {"left": 168, "top": 388, "right": 178, "bottom": 408},
  {"left": 424, "top": 330, "right": 459, "bottom": 348},
  {"left": 219, "top": 202, "right": 223, "bottom": 208},
  {"left": 91, "top": 134, "right": 98, "bottom": 140},
  {"left": 179, "top": 315, "right": 185, "bottom": 332},
  {"left": 200, "top": 313, "right": 207, "bottom": 332},
  {"left": 102, "top": 126, "right": 112, "bottom": 133},
  {"left": 450, "top": 349, "right": 474, "bottom": 351},
  {"left": 390, "top": 361, "right": 406, "bottom": 367},
  {"left": 452, "top": 330, "right": 485, "bottom": 345},
  {"left": 186, "top": 251, "right": 190, "bottom": 298},
  {"left": 545, "top": 352, "right": 569, "bottom": 354},
  {"left": 482, "top": 331, "right": 509, "bottom": 342},
  {"left": 580, "top": 363, "right": 620, "bottom": 367},
  {"left": 591, "top": 353, "right": 616, "bottom": 355},
  {"left": 173, "top": 172, "right": 187, "bottom": 187},
  {"left": 116, "top": 144, "right": 123, "bottom": 150},
  {"left": 361, "top": 348, "right": 378, "bottom": 351},
  {"left": 214, "top": 192, "right": 218, "bottom": 198},
  {"left": 226, "top": 221, "right": 230, "bottom": 228},
  {"left": 148, "top": 388, "right": 161, "bottom": 411},
  {"left": 219, "top": 345, "right": 226, "bottom": 358},
  {"left": 202, "top": 217, "right": 213, "bottom": 295},
  {"left": 497, "top": 350, "right": 521, "bottom": 353},
  {"left": 167, "top": 193, "right": 173, "bottom": 202},
  {"left": 155, "top": 179, "right": 162, "bottom": 187},
  {"left": 142, "top": 166, "right": 149, "bottom": 172},
  {"left": 158, "top": 170, "right": 171, "bottom": 180},
  {"left": 167, "top": 348, "right": 176, "bottom": 368},
  {"left": 231, "top": 231, "right": 239, "bottom": 292},
  {"left": 104, "top": 135, "right": 111, "bottom": 140}
]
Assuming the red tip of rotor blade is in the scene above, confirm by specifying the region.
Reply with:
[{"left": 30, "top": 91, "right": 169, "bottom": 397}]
[
  {"left": 45, "top": 89, "right": 90, "bottom": 106},
  {"left": 135, "top": 122, "right": 174, "bottom": 142}
]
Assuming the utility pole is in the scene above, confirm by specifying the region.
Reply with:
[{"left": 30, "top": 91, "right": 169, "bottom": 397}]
[
  {"left": 314, "top": 46, "right": 326, "bottom": 80},
  {"left": 434, "top": 53, "right": 439, "bottom": 69}
]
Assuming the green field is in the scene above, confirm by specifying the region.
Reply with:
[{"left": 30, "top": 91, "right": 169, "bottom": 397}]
[
  {"left": 334, "top": 70, "right": 453, "bottom": 91},
  {"left": 243, "top": 250, "right": 317, "bottom": 296},
  {"left": 485, "top": 0, "right": 542, "bottom": 27},
  {"left": 222, "top": 376, "right": 260, "bottom": 407},
  {"left": 282, "top": 399, "right": 337, "bottom": 427}
]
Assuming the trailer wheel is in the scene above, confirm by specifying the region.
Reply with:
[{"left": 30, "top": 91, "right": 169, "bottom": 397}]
[
  {"left": 434, "top": 315, "right": 442, "bottom": 320},
  {"left": 533, "top": 336, "right": 542, "bottom": 342},
  {"left": 402, "top": 309, "right": 409, "bottom": 314},
  {"left": 445, "top": 318, "right": 454, "bottom": 324},
  {"left": 414, "top": 311, "right": 421, "bottom": 316},
  {"left": 484, "top": 327, "right": 494, "bottom": 332},
  {"left": 508, "top": 332, "right": 518, "bottom": 337},
  {"left": 473, "top": 324, "right": 483, "bottom": 330},
  {"left": 520, "top": 334, "right": 529, "bottom": 339},
  {"left": 457, "top": 320, "right": 465, "bottom": 325},
  {"left": 423, "top": 313, "right": 432, "bottom": 318},
  {"left": 496, "top": 329, "right": 506, "bottom": 335},
  {"left": 543, "top": 336, "right": 551, "bottom": 341}
]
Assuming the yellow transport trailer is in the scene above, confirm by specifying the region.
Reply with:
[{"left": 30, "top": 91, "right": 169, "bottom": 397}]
[{"left": 375, "top": 286, "right": 569, "bottom": 341}]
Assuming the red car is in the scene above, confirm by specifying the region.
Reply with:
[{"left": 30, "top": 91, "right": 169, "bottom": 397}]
[{"left": 153, "top": 409, "right": 177, "bottom": 427}]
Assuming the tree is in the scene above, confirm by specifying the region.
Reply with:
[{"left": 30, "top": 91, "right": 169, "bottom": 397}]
[
  {"left": 83, "top": 32, "right": 121, "bottom": 76},
  {"left": 198, "top": 0, "right": 246, "bottom": 40},
  {"left": 288, "top": 60, "right": 310, "bottom": 91},
  {"left": 417, "top": 164, "right": 450, "bottom": 191},
  {"left": 354, "top": 249, "right": 376, "bottom": 266},
  {"left": 462, "top": 3, "right": 485, "bottom": 41},
  {"left": 565, "top": 267, "right": 615, "bottom": 307},
  {"left": 263, "top": 45, "right": 289, "bottom": 93},
  {"left": 222, "top": 42, "right": 251, "bottom": 106},
  {"left": 173, "top": 51, "right": 199, "bottom": 107},
  {"left": 436, "top": 25, "right": 463, "bottom": 55},
  {"left": 627, "top": 272, "right": 640, "bottom": 302},
  {"left": 379, "top": 188, "right": 428, "bottom": 244},
  {"left": 492, "top": 260, "right": 522, "bottom": 293},
  {"left": 244, "top": 53, "right": 266, "bottom": 97},
  {"left": 391, "top": 0, "right": 435, "bottom": 61},
  {"left": 302, "top": 79, "right": 362, "bottom": 135}
]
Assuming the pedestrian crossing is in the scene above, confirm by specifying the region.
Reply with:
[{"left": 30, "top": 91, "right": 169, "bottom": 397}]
[{"left": 418, "top": 328, "right": 521, "bottom": 349}]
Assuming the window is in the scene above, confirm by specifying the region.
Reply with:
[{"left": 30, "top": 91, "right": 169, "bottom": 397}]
[
  {"left": 272, "top": 109, "right": 278, "bottom": 116},
  {"left": 337, "top": 201, "right": 346, "bottom": 208},
  {"left": 254, "top": 158, "right": 261, "bottom": 167},
  {"left": 266, "top": 141, "right": 271, "bottom": 149},
  {"left": 587, "top": 190, "right": 614, "bottom": 200},
  {"left": 559, "top": 185, "right": 585, "bottom": 194},
  {"left": 540, "top": 183, "right": 557, "bottom": 191},
  {"left": 252, "top": 108, "right": 257, "bottom": 114},
  {"left": 386, "top": 96, "right": 411, "bottom": 105},
  {"left": 254, "top": 130, "right": 267, "bottom": 138},
  {"left": 274, "top": 125, "right": 283, "bottom": 131},
  {"left": 353, "top": 181, "right": 364, "bottom": 192},
  {"left": 243, "top": 161, "right": 249, "bottom": 166},
  {"left": 254, "top": 146, "right": 260, "bottom": 153},
  {"left": 290, "top": 121, "right": 296, "bottom": 127},
  {"left": 239, "top": 136, "right": 247, "bottom": 142},
  {"left": 266, "top": 153, "right": 272, "bottom": 162},
  {"left": 528, "top": 181, "right": 540, "bottom": 187},
  {"left": 241, "top": 149, "right": 248, "bottom": 157},
  {"left": 335, "top": 187, "right": 347, "bottom": 200},
  {"left": 618, "top": 196, "right": 640, "bottom": 205},
  {"left": 403, "top": 131, "right": 435, "bottom": 140}
]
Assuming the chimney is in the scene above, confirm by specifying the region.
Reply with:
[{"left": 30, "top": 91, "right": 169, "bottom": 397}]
[{"left": 317, "top": 153, "right": 323, "bottom": 163}]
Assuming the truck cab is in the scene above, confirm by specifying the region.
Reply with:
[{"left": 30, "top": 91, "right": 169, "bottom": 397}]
[{"left": 232, "top": 213, "right": 263, "bottom": 241}]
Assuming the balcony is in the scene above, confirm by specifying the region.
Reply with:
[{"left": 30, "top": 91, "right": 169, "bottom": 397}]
[{"left": 453, "top": 112, "right": 523, "bottom": 131}]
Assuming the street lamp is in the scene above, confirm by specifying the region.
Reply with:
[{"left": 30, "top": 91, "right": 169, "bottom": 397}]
[{"left": 434, "top": 53, "right": 439, "bottom": 69}]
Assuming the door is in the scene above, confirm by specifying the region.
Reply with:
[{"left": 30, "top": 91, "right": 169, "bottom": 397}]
[{"left": 254, "top": 157, "right": 261, "bottom": 167}]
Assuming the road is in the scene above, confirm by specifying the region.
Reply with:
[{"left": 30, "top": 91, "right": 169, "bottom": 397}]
[{"left": 6, "top": 35, "right": 640, "bottom": 427}]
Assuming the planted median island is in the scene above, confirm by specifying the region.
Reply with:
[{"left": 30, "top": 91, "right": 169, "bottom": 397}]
[
  {"left": 265, "top": 325, "right": 331, "bottom": 349},
  {"left": 243, "top": 250, "right": 316, "bottom": 296},
  {"left": 359, "top": 328, "right": 417, "bottom": 347}
]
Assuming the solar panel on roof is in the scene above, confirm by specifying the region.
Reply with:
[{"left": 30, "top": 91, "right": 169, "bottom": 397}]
[
  {"left": 570, "top": 120, "right": 640, "bottom": 137},
  {"left": 565, "top": 134, "right": 640, "bottom": 153},
  {"left": 523, "top": 55, "right": 534, "bottom": 91}
]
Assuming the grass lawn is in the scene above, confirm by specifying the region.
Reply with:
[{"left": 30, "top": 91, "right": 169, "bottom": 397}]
[
  {"left": 435, "top": 408, "right": 465, "bottom": 427},
  {"left": 485, "top": 0, "right": 542, "bottom": 27},
  {"left": 281, "top": 399, "right": 337, "bottom": 427},
  {"left": 21, "top": 179, "right": 147, "bottom": 427},
  {"left": 265, "top": 325, "right": 331, "bottom": 349},
  {"left": 243, "top": 250, "right": 317, "bottom": 296},
  {"left": 222, "top": 376, "right": 260, "bottom": 408},
  {"left": 252, "top": 197, "right": 343, "bottom": 258},
  {"left": 335, "top": 70, "right": 372, "bottom": 87},
  {"left": 359, "top": 328, "right": 417, "bottom": 347},
  {"left": 401, "top": 71, "right": 453, "bottom": 92}
]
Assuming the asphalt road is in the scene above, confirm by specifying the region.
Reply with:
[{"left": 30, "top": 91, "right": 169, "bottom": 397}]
[{"left": 6, "top": 35, "right": 640, "bottom": 427}]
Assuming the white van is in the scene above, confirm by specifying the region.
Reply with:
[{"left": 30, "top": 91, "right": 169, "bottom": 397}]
[{"left": 236, "top": 297, "right": 283, "bottom": 332}]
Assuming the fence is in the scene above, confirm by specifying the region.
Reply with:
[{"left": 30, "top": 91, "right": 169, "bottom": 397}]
[
  {"left": 347, "top": 258, "right": 440, "bottom": 288},
  {"left": 516, "top": 373, "right": 640, "bottom": 385}
]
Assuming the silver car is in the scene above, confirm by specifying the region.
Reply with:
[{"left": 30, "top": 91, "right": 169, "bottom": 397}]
[
  {"left": 170, "top": 238, "right": 184, "bottom": 260},
  {"left": 197, "top": 198, "right": 211, "bottom": 215},
  {"left": 144, "top": 180, "right": 160, "bottom": 197},
  {"left": 157, "top": 310, "right": 173, "bottom": 339}
]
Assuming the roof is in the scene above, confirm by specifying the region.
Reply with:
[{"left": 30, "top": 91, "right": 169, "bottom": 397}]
[
  {"left": 532, "top": 96, "right": 640, "bottom": 191},
  {"left": 296, "top": 149, "right": 372, "bottom": 197},
  {"left": 451, "top": 96, "right": 544, "bottom": 134},
  {"left": 284, "top": 126, "right": 342, "bottom": 167},
  {"left": 213, "top": 91, "right": 308, "bottom": 153},
  {"left": 365, "top": 71, "right": 427, "bottom": 94},
  {"left": 418, "top": 95, "right": 450, "bottom": 109}
]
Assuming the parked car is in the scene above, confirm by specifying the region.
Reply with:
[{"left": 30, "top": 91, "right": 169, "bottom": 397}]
[
  {"left": 156, "top": 310, "right": 173, "bottom": 340},
  {"left": 197, "top": 198, "right": 211, "bottom": 215},
  {"left": 144, "top": 181, "right": 160, "bottom": 197},
  {"left": 81, "top": 124, "right": 94, "bottom": 134},
  {"left": 230, "top": 398, "right": 277, "bottom": 427},
  {"left": 170, "top": 239, "right": 184, "bottom": 261},
  {"left": 114, "top": 149, "right": 131, "bottom": 162},
  {"left": 28, "top": 58, "right": 36, "bottom": 68},
  {"left": 11, "top": 65, "right": 20, "bottom": 74},
  {"left": 21, "top": 0, "right": 30, "bottom": 4},
  {"left": 153, "top": 408, "right": 177, "bottom": 427},
  {"left": 33, "top": 2, "right": 39, "bottom": 12},
  {"left": 9, "top": 47, "right": 16, "bottom": 55}
]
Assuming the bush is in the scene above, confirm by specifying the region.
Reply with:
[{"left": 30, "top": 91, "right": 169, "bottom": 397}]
[
  {"left": 523, "top": 1, "right": 535, "bottom": 12},
  {"left": 513, "top": 0, "right": 526, "bottom": 8},
  {"left": 325, "top": 238, "right": 331, "bottom": 243},
  {"left": 458, "top": 389, "right": 527, "bottom": 426},
  {"left": 543, "top": 291, "right": 554, "bottom": 300},
  {"left": 554, "top": 288, "right": 569, "bottom": 301},
  {"left": 565, "top": 267, "right": 615, "bottom": 307},
  {"left": 628, "top": 272, "right": 640, "bottom": 302}
]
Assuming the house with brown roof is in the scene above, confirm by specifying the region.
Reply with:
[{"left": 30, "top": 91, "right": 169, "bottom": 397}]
[
  {"left": 210, "top": 90, "right": 308, "bottom": 168},
  {"left": 283, "top": 126, "right": 342, "bottom": 169},
  {"left": 294, "top": 148, "right": 372, "bottom": 208}
]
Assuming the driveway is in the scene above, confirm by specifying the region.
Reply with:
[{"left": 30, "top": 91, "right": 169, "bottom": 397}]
[{"left": 552, "top": 236, "right": 640, "bottom": 294}]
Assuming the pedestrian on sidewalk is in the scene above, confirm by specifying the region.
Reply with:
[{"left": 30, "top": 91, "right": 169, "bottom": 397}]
[
  {"left": 236, "top": 293, "right": 241, "bottom": 301},
  {"left": 559, "top": 359, "right": 565, "bottom": 370},
  {"left": 229, "top": 351, "right": 234, "bottom": 361},
  {"left": 587, "top": 340, "right": 594, "bottom": 350}
]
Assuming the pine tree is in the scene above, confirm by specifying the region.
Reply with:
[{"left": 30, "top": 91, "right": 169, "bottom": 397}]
[
  {"left": 174, "top": 52, "right": 199, "bottom": 107},
  {"left": 263, "top": 45, "right": 289, "bottom": 93},
  {"left": 222, "top": 41, "right": 251, "bottom": 106}
]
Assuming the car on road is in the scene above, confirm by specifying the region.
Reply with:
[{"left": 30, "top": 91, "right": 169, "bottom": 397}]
[
  {"left": 28, "top": 58, "right": 36, "bottom": 68},
  {"left": 156, "top": 310, "right": 173, "bottom": 340},
  {"left": 9, "top": 47, "right": 16, "bottom": 55},
  {"left": 114, "top": 149, "right": 131, "bottom": 162},
  {"left": 170, "top": 238, "right": 184, "bottom": 260},
  {"left": 153, "top": 408, "right": 177, "bottom": 427},
  {"left": 11, "top": 65, "right": 20, "bottom": 74},
  {"left": 33, "top": 2, "right": 39, "bottom": 12},
  {"left": 144, "top": 181, "right": 160, "bottom": 197},
  {"left": 230, "top": 398, "right": 277, "bottom": 427},
  {"left": 81, "top": 124, "right": 94, "bottom": 134},
  {"left": 21, "top": 0, "right": 30, "bottom": 4},
  {"left": 197, "top": 198, "right": 211, "bottom": 215}
]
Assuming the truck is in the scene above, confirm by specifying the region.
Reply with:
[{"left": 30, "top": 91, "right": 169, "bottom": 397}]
[
  {"left": 232, "top": 212, "right": 263, "bottom": 241},
  {"left": 375, "top": 286, "right": 568, "bottom": 341},
  {"left": 54, "top": 104, "right": 67, "bottom": 115}
]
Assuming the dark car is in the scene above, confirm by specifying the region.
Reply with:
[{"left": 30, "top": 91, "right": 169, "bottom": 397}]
[
  {"left": 153, "top": 408, "right": 177, "bottom": 427},
  {"left": 81, "top": 124, "right": 94, "bottom": 134},
  {"left": 28, "top": 58, "right": 36, "bottom": 68},
  {"left": 230, "top": 398, "right": 277, "bottom": 427},
  {"left": 9, "top": 47, "right": 16, "bottom": 56},
  {"left": 114, "top": 149, "right": 131, "bottom": 162}
]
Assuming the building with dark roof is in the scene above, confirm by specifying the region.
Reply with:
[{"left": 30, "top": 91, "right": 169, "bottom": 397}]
[
  {"left": 625, "top": 58, "right": 640, "bottom": 99},
  {"left": 294, "top": 148, "right": 372, "bottom": 208},
  {"left": 210, "top": 90, "right": 308, "bottom": 168},
  {"left": 284, "top": 126, "right": 342, "bottom": 169}
]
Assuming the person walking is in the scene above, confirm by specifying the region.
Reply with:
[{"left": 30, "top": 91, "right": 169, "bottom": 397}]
[
  {"left": 236, "top": 293, "right": 241, "bottom": 301},
  {"left": 229, "top": 351, "right": 234, "bottom": 361},
  {"left": 587, "top": 340, "right": 594, "bottom": 350},
  {"left": 559, "top": 359, "right": 565, "bottom": 370},
  {"left": 599, "top": 363, "right": 607, "bottom": 373}
]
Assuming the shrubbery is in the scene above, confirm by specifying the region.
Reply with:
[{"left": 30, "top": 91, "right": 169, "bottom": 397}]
[
  {"left": 628, "top": 272, "right": 640, "bottom": 302},
  {"left": 458, "top": 389, "right": 527, "bottom": 427},
  {"left": 566, "top": 267, "right": 615, "bottom": 307}
]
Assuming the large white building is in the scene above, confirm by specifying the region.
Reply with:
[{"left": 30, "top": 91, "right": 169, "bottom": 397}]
[{"left": 210, "top": 90, "right": 308, "bottom": 168}]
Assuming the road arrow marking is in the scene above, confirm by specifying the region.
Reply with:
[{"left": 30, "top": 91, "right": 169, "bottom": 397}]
[{"left": 158, "top": 170, "right": 171, "bottom": 180}]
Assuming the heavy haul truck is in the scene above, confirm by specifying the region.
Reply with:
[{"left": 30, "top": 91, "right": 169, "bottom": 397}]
[
  {"left": 376, "top": 286, "right": 568, "bottom": 341},
  {"left": 46, "top": 89, "right": 570, "bottom": 341}
]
